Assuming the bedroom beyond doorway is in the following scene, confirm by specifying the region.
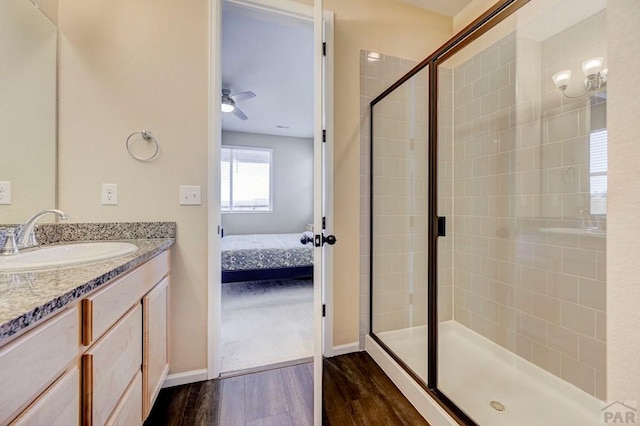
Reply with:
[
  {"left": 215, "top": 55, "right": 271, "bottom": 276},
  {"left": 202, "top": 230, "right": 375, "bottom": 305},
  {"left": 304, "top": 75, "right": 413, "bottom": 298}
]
[{"left": 218, "top": 0, "right": 315, "bottom": 374}]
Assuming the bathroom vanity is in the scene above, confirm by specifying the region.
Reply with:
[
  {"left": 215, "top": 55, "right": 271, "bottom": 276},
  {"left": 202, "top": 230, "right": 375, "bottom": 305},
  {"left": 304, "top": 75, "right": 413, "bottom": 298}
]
[{"left": 0, "top": 224, "right": 174, "bottom": 425}]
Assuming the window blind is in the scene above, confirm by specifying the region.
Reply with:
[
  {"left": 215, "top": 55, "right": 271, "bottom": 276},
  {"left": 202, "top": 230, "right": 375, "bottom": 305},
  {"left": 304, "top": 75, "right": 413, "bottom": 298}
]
[{"left": 221, "top": 147, "right": 272, "bottom": 212}]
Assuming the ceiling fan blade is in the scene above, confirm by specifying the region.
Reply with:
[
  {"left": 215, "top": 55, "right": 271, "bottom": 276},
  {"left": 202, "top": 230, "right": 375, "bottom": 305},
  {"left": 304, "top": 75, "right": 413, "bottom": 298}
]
[
  {"left": 233, "top": 106, "right": 248, "bottom": 120},
  {"left": 231, "top": 91, "right": 256, "bottom": 102}
]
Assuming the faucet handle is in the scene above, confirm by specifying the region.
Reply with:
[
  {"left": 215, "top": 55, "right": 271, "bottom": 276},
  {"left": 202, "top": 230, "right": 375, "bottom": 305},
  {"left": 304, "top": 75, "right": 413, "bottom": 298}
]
[
  {"left": 578, "top": 209, "right": 599, "bottom": 229},
  {"left": 18, "top": 223, "right": 38, "bottom": 249},
  {"left": 0, "top": 228, "right": 19, "bottom": 256}
]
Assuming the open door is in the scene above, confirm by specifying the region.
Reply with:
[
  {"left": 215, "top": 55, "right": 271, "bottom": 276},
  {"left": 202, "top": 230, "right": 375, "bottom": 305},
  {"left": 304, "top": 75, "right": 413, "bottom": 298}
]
[
  {"left": 313, "top": 0, "right": 329, "bottom": 424},
  {"left": 209, "top": 0, "right": 332, "bottom": 421}
]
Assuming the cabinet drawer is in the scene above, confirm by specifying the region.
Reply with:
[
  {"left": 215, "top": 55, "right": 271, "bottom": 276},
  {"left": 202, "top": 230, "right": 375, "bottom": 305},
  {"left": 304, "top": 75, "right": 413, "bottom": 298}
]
[
  {"left": 106, "top": 371, "right": 142, "bottom": 426},
  {"left": 0, "top": 307, "right": 78, "bottom": 425},
  {"left": 83, "top": 304, "right": 142, "bottom": 426},
  {"left": 81, "top": 250, "right": 169, "bottom": 346},
  {"left": 11, "top": 367, "right": 79, "bottom": 426}
]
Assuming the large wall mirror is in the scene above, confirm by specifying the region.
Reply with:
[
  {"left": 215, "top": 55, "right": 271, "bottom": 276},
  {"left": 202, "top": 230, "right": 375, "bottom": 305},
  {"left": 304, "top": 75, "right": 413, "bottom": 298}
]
[{"left": 0, "top": 0, "right": 57, "bottom": 223}]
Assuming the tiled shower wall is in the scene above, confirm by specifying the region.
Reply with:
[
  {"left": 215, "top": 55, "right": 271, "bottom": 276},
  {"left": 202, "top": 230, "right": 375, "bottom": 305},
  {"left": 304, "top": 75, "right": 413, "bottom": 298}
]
[{"left": 445, "top": 11, "right": 607, "bottom": 399}]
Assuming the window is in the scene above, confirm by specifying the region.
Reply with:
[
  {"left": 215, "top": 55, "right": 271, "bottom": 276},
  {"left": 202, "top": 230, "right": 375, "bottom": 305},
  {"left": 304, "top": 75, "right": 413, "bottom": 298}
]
[
  {"left": 221, "top": 147, "right": 272, "bottom": 212},
  {"left": 589, "top": 129, "right": 607, "bottom": 215}
]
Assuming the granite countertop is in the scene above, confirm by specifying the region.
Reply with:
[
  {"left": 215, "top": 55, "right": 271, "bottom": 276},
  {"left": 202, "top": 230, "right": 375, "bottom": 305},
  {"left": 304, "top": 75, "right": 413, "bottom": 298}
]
[{"left": 0, "top": 222, "right": 176, "bottom": 345}]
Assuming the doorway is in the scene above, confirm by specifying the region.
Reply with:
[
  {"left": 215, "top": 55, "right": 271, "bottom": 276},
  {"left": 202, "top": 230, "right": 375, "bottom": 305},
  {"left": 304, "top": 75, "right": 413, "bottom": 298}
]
[
  {"left": 218, "top": 2, "right": 316, "bottom": 374},
  {"left": 208, "top": 0, "right": 334, "bottom": 399}
]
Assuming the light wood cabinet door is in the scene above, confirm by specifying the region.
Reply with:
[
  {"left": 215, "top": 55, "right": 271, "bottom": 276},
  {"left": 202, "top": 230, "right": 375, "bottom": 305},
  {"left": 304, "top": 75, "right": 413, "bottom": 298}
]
[
  {"left": 83, "top": 304, "right": 142, "bottom": 426},
  {"left": 11, "top": 367, "right": 79, "bottom": 426},
  {"left": 106, "top": 371, "right": 142, "bottom": 426},
  {"left": 0, "top": 307, "right": 78, "bottom": 425},
  {"left": 142, "top": 277, "right": 169, "bottom": 419}
]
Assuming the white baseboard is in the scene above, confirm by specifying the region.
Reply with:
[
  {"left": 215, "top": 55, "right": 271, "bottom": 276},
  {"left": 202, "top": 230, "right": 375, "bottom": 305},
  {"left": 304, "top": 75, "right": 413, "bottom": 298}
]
[
  {"left": 365, "top": 336, "right": 456, "bottom": 426},
  {"left": 331, "top": 341, "right": 360, "bottom": 356},
  {"left": 162, "top": 369, "right": 209, "bottom": 388}
]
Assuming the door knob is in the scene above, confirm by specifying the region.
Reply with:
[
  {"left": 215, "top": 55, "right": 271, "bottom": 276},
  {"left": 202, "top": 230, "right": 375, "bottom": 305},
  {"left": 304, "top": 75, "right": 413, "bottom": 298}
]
[
  {"left": 314, "top": 234, "right": 337, "bottom": 247},
  {"left": 323, "top": 234, "right": 337, "bottom": 245}
]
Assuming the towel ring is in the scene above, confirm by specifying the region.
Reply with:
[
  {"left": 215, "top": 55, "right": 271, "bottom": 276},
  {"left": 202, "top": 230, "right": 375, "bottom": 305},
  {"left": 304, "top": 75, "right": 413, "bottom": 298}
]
[{"left": 126, "top": 130, "right": 159, "bottom": 161}]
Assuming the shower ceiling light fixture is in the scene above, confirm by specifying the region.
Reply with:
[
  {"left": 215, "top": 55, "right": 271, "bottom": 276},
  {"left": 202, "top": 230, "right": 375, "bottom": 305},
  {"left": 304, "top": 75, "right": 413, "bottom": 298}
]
[{"left": 552, "top": 57, "right": 607, "bottom": 99}]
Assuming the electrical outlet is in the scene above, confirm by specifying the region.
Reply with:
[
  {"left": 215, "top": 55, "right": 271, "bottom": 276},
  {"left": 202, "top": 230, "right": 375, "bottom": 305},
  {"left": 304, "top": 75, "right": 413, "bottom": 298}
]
[
  {"left": 0, "top": 181, "right": 11, "bottom": 205},
  {"left": 179, "top": 185, "right": 202, "bottom": 205},
  {"left": 101, "top": 183, "right": 118, "bottom": 205}
]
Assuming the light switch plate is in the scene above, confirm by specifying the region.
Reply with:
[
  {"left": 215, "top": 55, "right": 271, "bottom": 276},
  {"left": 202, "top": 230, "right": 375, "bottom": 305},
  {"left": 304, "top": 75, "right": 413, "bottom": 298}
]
[
  {"left": 0, "top": 181, "right": 11, "bottom": 205},
  {"left": 179, "top": 185, "right": 202, "bottom": 205}
]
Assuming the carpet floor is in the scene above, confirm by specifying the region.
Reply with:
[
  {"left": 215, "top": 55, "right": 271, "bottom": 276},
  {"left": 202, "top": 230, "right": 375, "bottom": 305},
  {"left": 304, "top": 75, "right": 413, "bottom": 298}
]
[{"left": 221, "top": 278, "right": 313, "bottom": 373}]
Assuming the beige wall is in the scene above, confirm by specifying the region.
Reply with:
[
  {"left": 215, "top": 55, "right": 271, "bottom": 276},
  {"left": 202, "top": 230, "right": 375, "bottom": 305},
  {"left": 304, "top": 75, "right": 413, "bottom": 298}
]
[
  {"left": 323, "top": 0, "right": 451, "bottom": 346},
  {"left": 607, "top": 0, "right": 640, "bottom": 404},
  {"left": 58, "top": 0, "right": 210, "bottom": 373},
  {"left": 0, "top": 0, "right": 57, "bottom": 223},
  {"left": 454, "top": 0, "right": 498, "bottom": 33},
  {"left": 38, "top": 0, "right": 58, "bottom": 23}
]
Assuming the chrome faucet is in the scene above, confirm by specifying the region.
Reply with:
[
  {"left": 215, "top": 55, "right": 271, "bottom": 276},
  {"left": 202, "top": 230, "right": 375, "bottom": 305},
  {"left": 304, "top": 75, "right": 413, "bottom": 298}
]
[
  {"left": 578, "top": 209, "right": 598, "bottom": 230},
  {"left": 16, "top": 209, "right": 70, "bottom": 250}
]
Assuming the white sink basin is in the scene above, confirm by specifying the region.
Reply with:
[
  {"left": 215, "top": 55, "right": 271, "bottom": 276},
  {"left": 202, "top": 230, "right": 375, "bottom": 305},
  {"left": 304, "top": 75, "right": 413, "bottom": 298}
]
[{"left": 0, "top": 242, "right": 138, "bottom": 272}]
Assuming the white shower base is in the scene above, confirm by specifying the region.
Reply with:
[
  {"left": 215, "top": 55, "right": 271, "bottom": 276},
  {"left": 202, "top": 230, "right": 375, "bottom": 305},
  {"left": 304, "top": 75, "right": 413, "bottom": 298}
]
[{"left": 373, "top": 321, "right": 603, "bottom": 425}]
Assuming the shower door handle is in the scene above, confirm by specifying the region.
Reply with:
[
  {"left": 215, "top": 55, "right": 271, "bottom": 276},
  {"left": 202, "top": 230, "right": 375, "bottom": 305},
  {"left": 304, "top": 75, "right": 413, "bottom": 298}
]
[
  {"left": 314, "top": 233, "right": 337, "bottom": 247},
  {"left": 438, "top": 216, "right": 446, "bottom": 237}
]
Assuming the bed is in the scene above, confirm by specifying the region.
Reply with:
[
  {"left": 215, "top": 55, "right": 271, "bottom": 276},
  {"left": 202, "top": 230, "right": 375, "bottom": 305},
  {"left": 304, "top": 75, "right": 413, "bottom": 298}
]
[{"left": 221, "top": 233, "right": 314, "bottom": 283}]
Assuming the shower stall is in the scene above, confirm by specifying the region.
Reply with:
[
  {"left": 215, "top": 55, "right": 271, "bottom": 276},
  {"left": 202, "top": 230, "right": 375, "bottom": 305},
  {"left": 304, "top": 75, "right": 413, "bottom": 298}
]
[{"left": 368, "top": 0, "right": 608, "bottom": 424}]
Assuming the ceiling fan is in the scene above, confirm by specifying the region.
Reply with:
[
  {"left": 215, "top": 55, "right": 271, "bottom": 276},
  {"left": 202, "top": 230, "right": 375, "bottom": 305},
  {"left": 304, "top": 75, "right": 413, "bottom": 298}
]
[{"left": 221, "top": 88, "right": 256, "bottom": 120}]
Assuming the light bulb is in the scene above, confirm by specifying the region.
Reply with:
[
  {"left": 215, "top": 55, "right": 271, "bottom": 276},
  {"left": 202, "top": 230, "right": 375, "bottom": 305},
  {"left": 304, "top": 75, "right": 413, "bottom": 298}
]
[
  {"left": 221, "top": 102, "right": 235, "bottom": 112},
  {"left": 582, "top": 57, "right": 603, "bottom": 76},
  {"left": 552, "top": 70, "right": 571, "bottom": 90}
]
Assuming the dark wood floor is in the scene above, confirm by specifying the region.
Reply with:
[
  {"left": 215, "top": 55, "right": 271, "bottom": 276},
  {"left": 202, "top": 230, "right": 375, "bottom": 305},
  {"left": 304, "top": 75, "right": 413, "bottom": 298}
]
[
  {"left": 144, "top": 352, "right": 429, "bottom": 426},
  {"left": 322, "top": 352, "right": 429, "bottom": 426}
]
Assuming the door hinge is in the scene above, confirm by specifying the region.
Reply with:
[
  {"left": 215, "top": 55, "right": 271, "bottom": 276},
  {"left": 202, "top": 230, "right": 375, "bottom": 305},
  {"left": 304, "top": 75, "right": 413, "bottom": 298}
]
[
  {"left": 322, "top": 42, "right": 326, "bottom": 56},
  {"left": 322, "top": 129, "right": 326, "bottom": 142},
  {"left": 322, "top": 304, "right": 326, "bottom": 317},
  {"left": 322, "top": 217, "right": 326, "bottom": 230}
]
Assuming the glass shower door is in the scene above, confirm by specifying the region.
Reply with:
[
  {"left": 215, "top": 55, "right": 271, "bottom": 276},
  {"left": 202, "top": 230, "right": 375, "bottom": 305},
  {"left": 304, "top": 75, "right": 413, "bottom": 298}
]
[
  {"left": 370, "top": 66, "right": 429, "bottom": 383},
  {"left": 436, "top": 0, "right": 608, "bottom": 424}
]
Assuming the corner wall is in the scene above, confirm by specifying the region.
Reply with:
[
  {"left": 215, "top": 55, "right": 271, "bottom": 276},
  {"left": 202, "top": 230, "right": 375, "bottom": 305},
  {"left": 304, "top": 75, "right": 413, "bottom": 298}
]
[{"left": 607, "top": 0, "right": 640, "bottom": 404}]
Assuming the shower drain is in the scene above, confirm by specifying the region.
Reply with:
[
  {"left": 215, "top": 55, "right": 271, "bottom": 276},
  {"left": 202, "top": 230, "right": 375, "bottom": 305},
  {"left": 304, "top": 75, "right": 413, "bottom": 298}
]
[{"left": 489, "top": 400, "right": 506, "bottom": 412}]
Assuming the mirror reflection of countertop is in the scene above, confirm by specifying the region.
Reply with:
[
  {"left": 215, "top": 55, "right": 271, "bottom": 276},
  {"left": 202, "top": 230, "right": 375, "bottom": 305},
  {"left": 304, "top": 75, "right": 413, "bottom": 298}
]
[
  {"left": 0, "top": 238, "right": 174, "bottom": 345},
  {"left": 539, "top": 227, "right": 606, "bottom": 237}
]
